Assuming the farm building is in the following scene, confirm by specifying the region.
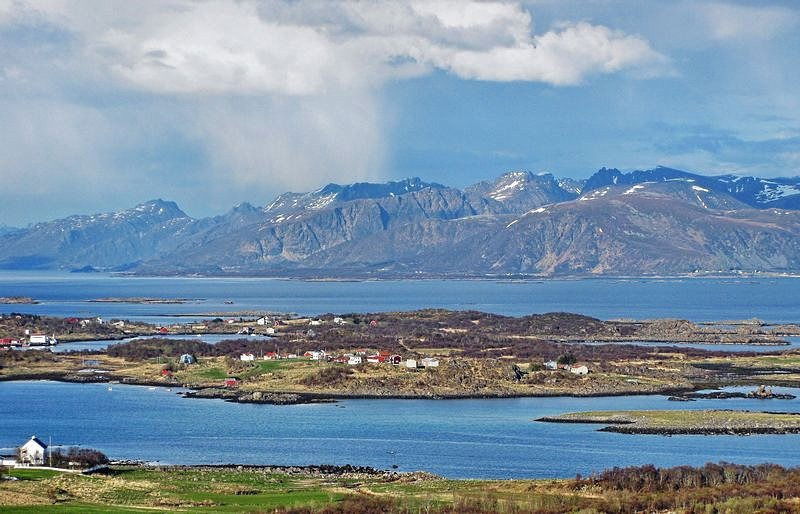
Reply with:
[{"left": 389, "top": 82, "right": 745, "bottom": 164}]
[
  {"left": 18, "top": 436, "right": 48, "bottom": 466},
  {"left": 178, "top": 354, "right": 196, "bottom": 365}
]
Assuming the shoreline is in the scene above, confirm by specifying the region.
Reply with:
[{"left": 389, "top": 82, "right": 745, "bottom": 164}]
[{"left": 0, "top": 373, "right": 702, "bottom": 403}]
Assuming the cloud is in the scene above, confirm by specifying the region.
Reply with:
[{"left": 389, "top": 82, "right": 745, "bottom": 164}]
[
  {"left": 27, "top": 0, "right": 668, "bottom": 94},
  {"left": 0, "top": 0, "right": 668, "bottom": 224},
  {"left": 700, "top": 2, "right": 799, "bottom": 41},
  {"left": 651, "top": 124, "right": 800, "bottom": 176}
]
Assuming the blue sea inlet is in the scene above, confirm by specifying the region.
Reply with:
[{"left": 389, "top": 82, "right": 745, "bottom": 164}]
[{"left": 1, "top": 381, "right": 800, "bottom": 479}]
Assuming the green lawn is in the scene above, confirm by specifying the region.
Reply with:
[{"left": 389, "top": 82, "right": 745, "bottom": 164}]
[{"left": 7, "top": 468, "right": 65, "bottom": 480}]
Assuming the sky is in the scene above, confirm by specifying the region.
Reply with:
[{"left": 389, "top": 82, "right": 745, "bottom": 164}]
[{"left": 0, "top": 0, "right": 798, "bottom": 225}]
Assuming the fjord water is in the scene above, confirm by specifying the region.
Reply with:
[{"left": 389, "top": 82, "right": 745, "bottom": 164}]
[
  {"left": 1, "top": 271, "right": 800, "bottom": 322},
  {"left": 3, "top": 272, "right": 800, "bottom": 478},
  {"left": 2, "top": 381, "right": 800, "bottom": 479}
]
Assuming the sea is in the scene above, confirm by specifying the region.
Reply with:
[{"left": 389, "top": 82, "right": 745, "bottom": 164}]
[{"left": 2, "top": 271, "right": 800, "bottom": 478}]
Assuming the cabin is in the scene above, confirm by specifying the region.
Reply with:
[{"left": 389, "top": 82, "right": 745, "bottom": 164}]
[
  {"left": 256, "top": 316, "right": 269, "bottom": 325},
  {"left": 333, "top": 317, "right": 345, "bottom": 325},
  {"left": 569, "top": 365, "right": 589, "bottom": 375},
  {"left": 240, "top": 353, "right": 255, "bottom": 362},
  {"left": 366, "top": 355, "right": 380, "bottom": 364},
  {"left": 305, "top": 350, "right": 325, "bottom": 360},
  {"left": 111, "top": 321, "right": 125, "bottom": 328},
  {"left": 158, "top": 327, "right": 169, "bottom": 334},
  {"left": 161, "top": 369, "right": 173, "bottom": 377},
  {"left": 18, "top": 436, "right": 47, "bottom": 466},
  {"left": 544, "top": 360, "right": 558, "bottom": 370},
  {"left": 66, "top": 317, "right": 79, "bottom": 324},
  {"left": 389, "top": 355, "right": 402, "bottom": 365},
  {"left": 348, "top": 355, "right": 363, "bottom": 365},
  {"left": 0, "top": 338, "right": 19, "bottom": 347},
  {"left": 224, "top": 377, "right": 239, "bottom": 388},
  {"left": 369, "top": 320, "right": 378, "bottom": 327},
  {"left": 420, "top": 357, "right": 440, "bottom": 368},
  {"left": 265, "top": 327, "right": 276, "bottom": 335},
  {"left": 178, "top": 354, "right": 196, "bottom": 365},
  {"left": 404, "top": 359, "right": 418, "bottom": 369},
  {"left": 309, "top": 319, "right": 322, "bottom": 326},
  {"left": 263, "top": 352, "right": 278, "bottom": 360}
]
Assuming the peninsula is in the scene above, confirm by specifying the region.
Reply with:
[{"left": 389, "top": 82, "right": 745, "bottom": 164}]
[
  {"left": 536, "top": 409, "right": 800, "bottom": 435},
  {"left": 2, "top": 310, "right": 800, "bottom": 402}
]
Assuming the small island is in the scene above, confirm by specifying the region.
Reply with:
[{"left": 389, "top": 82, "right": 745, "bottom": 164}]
[
  {"left": 87, "top": 297, "right": 197, "bottom": 304},
  {"left": 536, "top": 409, "right": 800, "bottom": 435},
  {"left": 0, "top": 296, "right": 38, "bottom": 304}
]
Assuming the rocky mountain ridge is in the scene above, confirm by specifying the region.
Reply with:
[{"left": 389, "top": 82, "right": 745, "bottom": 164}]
[{"left": 2, "top": 167, "right": 800, "bottom": 276}]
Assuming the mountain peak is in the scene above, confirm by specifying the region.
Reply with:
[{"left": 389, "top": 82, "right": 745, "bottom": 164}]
[{"left": 129, "top": 199, "right": 187, "bottom": 218}]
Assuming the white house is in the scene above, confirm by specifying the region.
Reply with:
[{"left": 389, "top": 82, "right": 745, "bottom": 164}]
[
  {"left": 569, "top": 365, "right": 589, "bottom": 375},
  {"left": 420, "top": 357, "right": 440, "bottom": 368},
  {"left": 18, "top": 436, "right": 48, "bottom": 466},
  {"left": 265, "top": 327, "right": 276, "bottom": 335},
  {"left": 111, "top": 320, "right": 125, "bottom": 328},
  {"left": 256, "top": 316, "right": 269, "bottom": 326},
  {"left": 544, "top": 360, "right": 558, "bottom": 370},
  {"left": 309, "top": 350, "right": 325, "bottom": 360},
  {"left": 29, "top": 334, "right": 56, "bottom": 346},
  {"left": 347, "top": 355, "right": 362, "bottom": 365},
  {"left": 240, "top": 353, "right": 256, "bottom": 362},
  {"left": 309, "top": 319, "right": 322, "bottom": 326},
  {"left": 404, "top": 359, "right": 418, "bottom": 369}
]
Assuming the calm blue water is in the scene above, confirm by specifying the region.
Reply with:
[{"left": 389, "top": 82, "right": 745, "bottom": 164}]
[
  {"left": 1, "top": 271, "right": 800, "bottom": 323},
  {"left": 1, "top": 381, "right": 800, "bottom": 479}
]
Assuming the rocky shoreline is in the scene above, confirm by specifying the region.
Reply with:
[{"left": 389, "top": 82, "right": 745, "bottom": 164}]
[
  {"left": 0, "top": 372, "right": 698, "bottom": 403},
  {"left": 599, "top": 425, "right": 800, "bottom": 435}
]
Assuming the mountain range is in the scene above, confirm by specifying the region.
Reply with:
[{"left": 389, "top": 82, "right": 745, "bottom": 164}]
[{"left": 3, "top": 166, "right": 800, "bottom": 277}]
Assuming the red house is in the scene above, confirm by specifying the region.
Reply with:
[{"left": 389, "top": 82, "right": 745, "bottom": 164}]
[
  {"left": 224, "top": 377, "right": 239, "bottom": 388},
  {"left": 158, "top": 327, "right": 169, "bottom": 334},
  {"left": 160, "top": 369, "right": 172, "bottom": 377}
]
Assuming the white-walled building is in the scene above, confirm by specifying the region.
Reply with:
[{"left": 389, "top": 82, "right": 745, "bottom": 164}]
[
  {"left": 240, "top": 353, "right": 256, "bottom": 362},
  {"left": 19, "top": 436, "right": 47, "bottom": 466},
  {"left": 569, "top": 365, "right": 589, "bottom": 375}
]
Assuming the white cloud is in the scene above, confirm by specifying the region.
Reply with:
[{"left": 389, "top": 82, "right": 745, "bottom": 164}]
[
  {"left": 0, "top": 0, "right": 668, "bottom": 224},
  {"left": 700, "top": 2, "right": 799, "bottom": 41},
  {"left": 26, "top": 0, "right": 667, "bottom": 94}
]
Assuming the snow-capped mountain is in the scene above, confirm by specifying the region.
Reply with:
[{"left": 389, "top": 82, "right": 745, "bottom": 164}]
[
  {"left": 464, "top": 171, "right": 578, "bottom": 213},
  {"left": 584, "top": 166, "right": 800, "bottom": 209},
  {"left": 3, "top": 168, "right": 800, "bottom": 276}
]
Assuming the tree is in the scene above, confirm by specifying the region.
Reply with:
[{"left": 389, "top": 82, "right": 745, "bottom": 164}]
[{"left": 557, "top": 353, "right": 577, "bottom": 366}]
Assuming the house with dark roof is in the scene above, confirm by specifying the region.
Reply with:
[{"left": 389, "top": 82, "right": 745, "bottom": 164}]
[{"left": 19, "top": 436, "right": 48, "bottom": 465}]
